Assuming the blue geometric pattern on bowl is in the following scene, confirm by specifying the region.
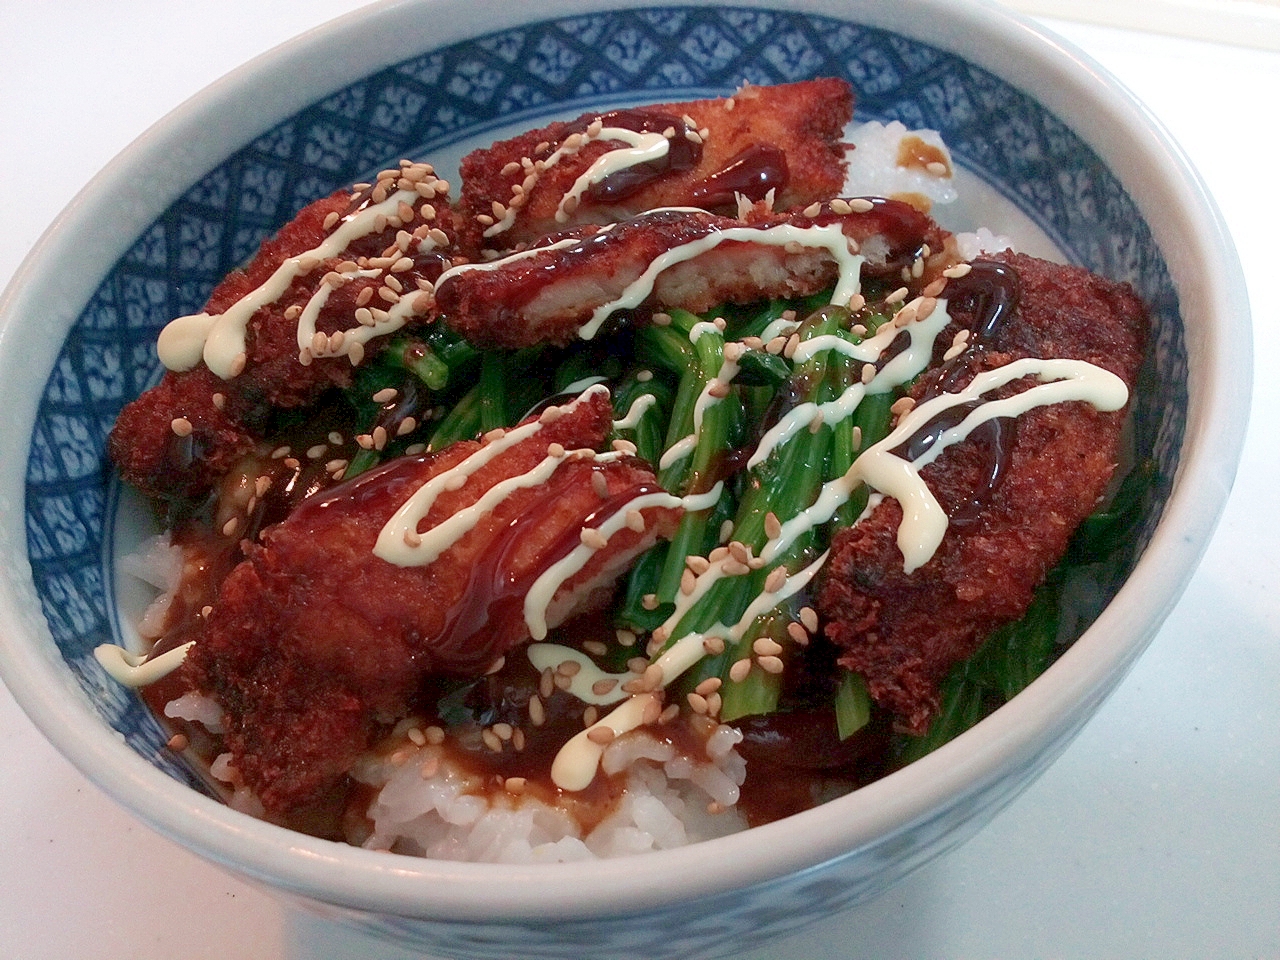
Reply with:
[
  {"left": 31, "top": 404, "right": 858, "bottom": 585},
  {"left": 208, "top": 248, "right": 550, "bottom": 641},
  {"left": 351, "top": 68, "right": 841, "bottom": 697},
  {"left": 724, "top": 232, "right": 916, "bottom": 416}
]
[{"left": 24, "top": 5, "right": 1186, "bottom": 840}]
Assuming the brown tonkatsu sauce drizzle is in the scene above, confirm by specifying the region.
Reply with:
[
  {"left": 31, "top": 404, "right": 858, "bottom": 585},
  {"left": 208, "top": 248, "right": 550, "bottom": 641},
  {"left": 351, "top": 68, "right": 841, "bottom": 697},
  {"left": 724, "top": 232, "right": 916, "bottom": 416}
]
[
  {"left": 892, "top": 259, "right": 1022, "bottom": 524},
  {"left": 896, "top": 134, "right": 952, "bottom": 177},
  {"left": 689, "top": 144, "right": 790, "bottom": 208},
  {"left": 294, "top": 459, "right": 666, "bottom": 673},
  {"left": 571, "top": 109, "right": 703, "bottom": 204},
  {"left": 429, "top": 478, "right": 666, "bottom": 671}
]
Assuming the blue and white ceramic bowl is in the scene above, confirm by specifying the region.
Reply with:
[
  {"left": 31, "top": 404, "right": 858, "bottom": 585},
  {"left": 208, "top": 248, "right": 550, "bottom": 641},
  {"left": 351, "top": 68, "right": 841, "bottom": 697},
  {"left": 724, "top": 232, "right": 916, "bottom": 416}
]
[{"left": 0, "top": 1, "right": 1250, "bottom": 958}]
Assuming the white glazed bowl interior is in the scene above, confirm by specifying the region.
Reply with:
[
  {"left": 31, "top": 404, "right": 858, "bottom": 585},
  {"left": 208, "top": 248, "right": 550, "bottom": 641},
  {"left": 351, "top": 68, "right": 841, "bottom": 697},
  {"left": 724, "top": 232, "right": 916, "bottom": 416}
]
[{"left": 0, "top": 1, "right": 1249, "bottom": 958}]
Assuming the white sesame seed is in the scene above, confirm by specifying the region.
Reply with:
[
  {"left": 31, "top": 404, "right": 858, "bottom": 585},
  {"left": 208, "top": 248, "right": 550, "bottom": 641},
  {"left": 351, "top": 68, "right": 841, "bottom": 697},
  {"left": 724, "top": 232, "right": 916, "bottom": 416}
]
[
  {"left": 642, "top": 663, "right": 665, "bottom": 691},
  {"left": 758, "top": 655, "right": 785, "bottom": 674},
  {"left": 753, "top": 636, "right": 784, "bottom": 657},
  {"left": 765, "top": 566, "right": 788, "bottom": 593},
  {"left": 587, "top": 726, "right": 616, "bottom": 745},
  {"left": 923, "top": 277, "right": 948, "bottom": 298},
  {"left": 800, "top": 606, "right": 820, "bottom": 633},
  {"left": 592, "top": 678, "right": 618, "bottom": 696},
  {"left": 764, "top": 512, "right": 782, "bottom": 539},
  {"left": 891, "top": 396, "right": 917, "bottom": 417}
]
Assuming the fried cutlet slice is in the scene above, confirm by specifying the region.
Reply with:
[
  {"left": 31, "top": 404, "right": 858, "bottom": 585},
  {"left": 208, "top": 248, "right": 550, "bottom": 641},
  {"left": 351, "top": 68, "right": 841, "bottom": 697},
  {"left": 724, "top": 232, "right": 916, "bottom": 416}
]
[
  {"left": 436, "top": 199, "right": 952, "bottom": 349},
  {"left": 188, "top": 387, "right": 681, "bottom": 812},
  {"left": 456, "top": 79, "right": 853, "bottom": 252},
  {"left": 109, "top": 166, "right": 465, "bottom": 500},
  {"left": 816, "top": 251, "right": 1148, "bottom": 733}
]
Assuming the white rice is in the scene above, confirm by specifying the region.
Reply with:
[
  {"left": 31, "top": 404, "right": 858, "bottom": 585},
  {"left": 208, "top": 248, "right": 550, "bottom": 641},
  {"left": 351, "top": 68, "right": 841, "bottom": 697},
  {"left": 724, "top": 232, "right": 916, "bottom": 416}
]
[
  {"left": 844, "top": 119, "right": 958, "bottom": 210},
  {"left": 954, "top": 226, "right": 1016, "bottom": 261},
  {"left": 163, "top": 690, "right": 225, "bottom": 733},
  {"left": 352, "top": 726, "right": 749, "bottom": 863},
  {"left": 118, "top": 532, "right": 184, "bottom": 640}
]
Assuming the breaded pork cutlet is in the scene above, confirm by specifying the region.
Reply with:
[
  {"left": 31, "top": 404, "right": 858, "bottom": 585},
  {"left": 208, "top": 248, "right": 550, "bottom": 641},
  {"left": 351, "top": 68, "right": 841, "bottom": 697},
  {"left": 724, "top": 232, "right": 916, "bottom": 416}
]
[
  {"left": 182, "top": 388, "right": 681, "bottom": 813},
  {"left": 456, "top": 79, "right": 853, "bottom": 253},
  {"left": 436, "top": 198, "right": 953, "bottom": 349},
  {"left": 817, "top": 251, "right": 1148, "bottom": 733},
  {"left": 109, "top": 165, "right": 465, "bottom": 500}
]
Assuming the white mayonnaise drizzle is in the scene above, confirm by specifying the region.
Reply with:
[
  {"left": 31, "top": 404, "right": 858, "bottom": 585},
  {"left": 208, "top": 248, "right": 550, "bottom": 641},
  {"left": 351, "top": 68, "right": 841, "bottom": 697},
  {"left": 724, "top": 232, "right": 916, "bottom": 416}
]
[
  {"left": 94, "top": 641, "right": 194, "bottom": 688},
  {"left": 526, "top": 643, "right": 633, "bottom": 706},
  {"left": 374, "top": 384, "right": 610, "bottom": 567},
  {"left": 612, "top": 393, "right": 658, "bottom": 431},
  {"left": 659, "top": 332, "right": 741, "bottom": 471},
  {"left": 293, "top": 268, "right": 377, "bottom": 357},
  {"left": 433, "top": 235, "right": 582, "bottom": 290},
  {"left": 748, "top": 301, "right": 953, "bottom": 469},
  {"left": 758, "top": 315, "right": 801, "bottom": 342},
  {"left": 484, "top": 123, "right": 679, "bottom": 238},
  {"left": 549, "top": 693, "right": 663, "bottom": 792},
  {"left": 548, "top": 347, "right": 1126, "bottom": 790},
  {"left": 577, "top": 221, "right": 866, "bottom": 340},
  {"left": 760, "top": 356, "right": 1127, "bottom": 575},
  {"left": 848, "top": 357, "right": 1128, "bottom": 572},
  {"left": 409, "top": 451, "right": 571, "bottom": 568},
  {"left": 549, "top": 550, "right": 827, "bottom": 791},
  {"left": 523, "top": 483, "right": 723, "bottom": 641},
  {"left": 557, "top": 128, "right": 672, "bottom": 220},
  {"left": 157, "top": 188, "right": 444, "bottom": 378}
]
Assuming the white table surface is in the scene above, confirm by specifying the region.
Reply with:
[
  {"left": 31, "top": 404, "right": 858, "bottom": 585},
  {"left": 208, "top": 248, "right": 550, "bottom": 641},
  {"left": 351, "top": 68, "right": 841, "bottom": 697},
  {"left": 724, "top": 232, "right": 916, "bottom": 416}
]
[{"left": 1, "top": 4, "right": 1276, "bottom": 958}]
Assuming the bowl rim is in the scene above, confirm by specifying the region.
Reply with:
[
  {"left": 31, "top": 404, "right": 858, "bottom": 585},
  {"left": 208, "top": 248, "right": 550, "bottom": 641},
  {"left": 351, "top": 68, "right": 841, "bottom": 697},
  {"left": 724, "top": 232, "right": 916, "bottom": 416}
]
[{"left": 0, "top": 0, "right": 1252, "bottom": 922}]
